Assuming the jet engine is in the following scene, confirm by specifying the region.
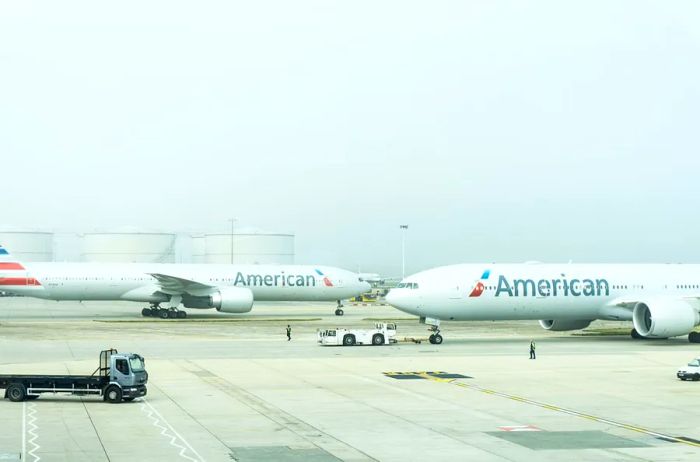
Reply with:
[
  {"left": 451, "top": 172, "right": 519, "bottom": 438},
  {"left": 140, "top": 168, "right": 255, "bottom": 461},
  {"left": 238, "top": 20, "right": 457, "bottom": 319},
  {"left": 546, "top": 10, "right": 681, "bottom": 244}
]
[
  {"left": 539, "top": 319, "right": 593, "bottom": 331},
  {"left": 632, "top": 300, "right": 699, "bottom": 338},
  {"left": 181, "top": 287, "right": 254, "bottom": 313}
]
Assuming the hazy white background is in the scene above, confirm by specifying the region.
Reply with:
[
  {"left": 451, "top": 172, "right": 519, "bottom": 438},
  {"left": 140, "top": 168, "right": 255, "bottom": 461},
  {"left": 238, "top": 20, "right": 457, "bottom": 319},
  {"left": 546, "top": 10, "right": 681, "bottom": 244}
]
[{"left": 1, "top": 1, "right": 699, "bottom": 275}]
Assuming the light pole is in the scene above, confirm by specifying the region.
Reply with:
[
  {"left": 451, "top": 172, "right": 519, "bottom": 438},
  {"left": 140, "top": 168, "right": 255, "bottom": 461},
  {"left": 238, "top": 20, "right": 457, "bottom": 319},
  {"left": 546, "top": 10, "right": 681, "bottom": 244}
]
[
  {"left": 229, "top": 218, "right": 238, "bottom": 264},
  {"left": 400, "top": 225, "right": 408, "bottom": 279}
]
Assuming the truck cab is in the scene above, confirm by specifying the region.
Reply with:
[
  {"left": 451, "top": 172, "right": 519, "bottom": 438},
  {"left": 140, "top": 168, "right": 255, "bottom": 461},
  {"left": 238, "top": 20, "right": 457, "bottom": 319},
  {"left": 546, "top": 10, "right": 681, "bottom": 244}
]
[
  {"left": 105, "top": 350, "right": 148, "bottom": 401},
  {"left": 677, "top": 357, "right": 700, "bottom": 381}
]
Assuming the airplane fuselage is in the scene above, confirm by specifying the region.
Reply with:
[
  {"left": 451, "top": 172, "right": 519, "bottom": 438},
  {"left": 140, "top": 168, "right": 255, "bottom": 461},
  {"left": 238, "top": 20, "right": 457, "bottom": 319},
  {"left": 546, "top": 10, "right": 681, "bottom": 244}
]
[
  {"left": 387, "top": 263, "right": 700, "bottom": 321},
  {"left": 3, "top": 262, "right": 367, "bottom": 303}
]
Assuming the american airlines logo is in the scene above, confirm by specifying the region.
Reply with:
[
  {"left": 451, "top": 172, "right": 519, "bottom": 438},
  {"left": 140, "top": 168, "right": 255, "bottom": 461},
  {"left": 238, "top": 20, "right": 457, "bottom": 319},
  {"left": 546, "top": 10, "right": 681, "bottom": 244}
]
[
  {"left": 232, "top": 269, "right": 331, "bottom": 288},
  {"left": 468, "top": 269, "right": 491, "bottom": 297},
  {"left": 470, "top": 270, "right": 610, "bottom": 298}
]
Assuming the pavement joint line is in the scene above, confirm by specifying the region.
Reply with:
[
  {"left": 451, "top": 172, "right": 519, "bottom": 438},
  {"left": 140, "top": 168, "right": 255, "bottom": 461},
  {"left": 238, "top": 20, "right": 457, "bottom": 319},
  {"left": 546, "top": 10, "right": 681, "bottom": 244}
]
[
  {"left": 414, "top": 373, "right": 700, "bottom": 448},
  {"left": 187, "top": 361, "right": 377, "bottom": 461}
]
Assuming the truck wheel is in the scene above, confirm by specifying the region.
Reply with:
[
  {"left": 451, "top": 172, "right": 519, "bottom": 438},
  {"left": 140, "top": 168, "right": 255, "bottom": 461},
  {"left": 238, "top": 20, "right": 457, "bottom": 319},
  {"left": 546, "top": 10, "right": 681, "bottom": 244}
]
[
  {"left": 433, "top": 334, "right": 443, "bottom": 345},
  {"left": 105, "top": 385, "right": 123, "bottom": 403},
  {"left": 372, "top": 334, "right": 384, "bottom": 345},
  {"left": 7, "top": 383, "right": 26, "bottom": 402},
  {"left": 343, "top": 335, "right": 356, "bottom": 346},
  {"left": 159, "top": 309, "right": 170, "bottom": 319}
]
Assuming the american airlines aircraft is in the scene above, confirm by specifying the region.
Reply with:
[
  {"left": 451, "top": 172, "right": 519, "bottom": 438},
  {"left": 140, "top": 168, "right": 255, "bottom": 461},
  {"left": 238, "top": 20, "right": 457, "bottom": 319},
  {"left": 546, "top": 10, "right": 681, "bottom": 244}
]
[
  {"left": 386, "top": 263, "right": 700, "bottom": 344},
  {"left": 0, "top": 244, "right": 370, "bottom": 318}
]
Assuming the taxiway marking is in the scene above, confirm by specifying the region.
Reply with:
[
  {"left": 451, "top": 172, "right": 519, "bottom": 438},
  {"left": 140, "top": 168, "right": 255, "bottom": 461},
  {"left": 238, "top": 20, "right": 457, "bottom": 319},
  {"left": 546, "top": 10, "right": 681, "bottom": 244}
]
[
  {"left": 411, "top": 372, "right": 700, "bottom": 448},
  {"left": 140, "top": 399, "right": 205, "bottom": 462}
]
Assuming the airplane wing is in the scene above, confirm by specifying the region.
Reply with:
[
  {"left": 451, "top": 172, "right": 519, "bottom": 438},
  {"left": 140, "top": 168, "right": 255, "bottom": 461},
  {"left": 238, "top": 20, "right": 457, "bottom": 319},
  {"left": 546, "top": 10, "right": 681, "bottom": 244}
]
[
  {"left": 149, "top": 273, "right": 214, "bottom": 294},
  {"left": 610, "top": 295, "right": 700, "bottom": 309}
]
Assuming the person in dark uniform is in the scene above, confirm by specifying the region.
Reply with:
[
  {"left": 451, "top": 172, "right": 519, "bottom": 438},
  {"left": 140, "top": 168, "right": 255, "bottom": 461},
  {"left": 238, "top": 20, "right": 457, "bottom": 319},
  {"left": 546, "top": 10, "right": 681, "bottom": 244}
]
[
  {"left": 529, "top": 340, "right": 536, "bottom": 359},
  {"left": 286, "top": 325, "right": 291, "bottom": 341}
]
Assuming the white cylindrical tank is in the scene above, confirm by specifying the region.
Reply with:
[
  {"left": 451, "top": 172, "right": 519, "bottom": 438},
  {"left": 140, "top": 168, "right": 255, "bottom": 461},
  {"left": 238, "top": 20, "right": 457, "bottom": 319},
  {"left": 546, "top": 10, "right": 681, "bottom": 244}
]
[
  {"left": 204, "top": 231, "right": 294, "bottom": 264},
  {"left": 191, "top": 234, "right": 206, "bottom": 263},
  {"left": 0, "top": 229, "right": 54, "bottom": 262},
  {"left": 82, "top": 230, "right": 176, "bottom": 263}
]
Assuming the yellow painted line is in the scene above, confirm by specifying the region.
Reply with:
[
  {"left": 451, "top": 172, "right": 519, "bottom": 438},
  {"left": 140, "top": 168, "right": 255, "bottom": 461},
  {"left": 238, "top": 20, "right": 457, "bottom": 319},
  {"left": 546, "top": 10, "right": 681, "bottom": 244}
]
[{"left": 416, "top": 374, "right": 700, "bottom": 448}]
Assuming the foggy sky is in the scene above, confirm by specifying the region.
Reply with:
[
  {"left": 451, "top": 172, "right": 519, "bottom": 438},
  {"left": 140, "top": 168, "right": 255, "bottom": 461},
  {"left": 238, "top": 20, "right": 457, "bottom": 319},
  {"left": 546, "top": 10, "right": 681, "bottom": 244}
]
[{"left": 1, "top": 1, "right": 699, "bottom": 276}]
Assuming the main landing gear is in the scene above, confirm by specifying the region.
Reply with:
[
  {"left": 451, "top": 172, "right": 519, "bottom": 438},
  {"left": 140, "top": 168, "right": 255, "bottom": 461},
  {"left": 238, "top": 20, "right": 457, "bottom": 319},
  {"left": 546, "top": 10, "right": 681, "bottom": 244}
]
[
  {"left": 689, "top": 332, "right": 700, "bottom": 343},
  {"left": 141, "top": 304, "right": 187, "bottom": 319},
  {"left": 334, "top": 300, "right": 344, "bottom": 316}
]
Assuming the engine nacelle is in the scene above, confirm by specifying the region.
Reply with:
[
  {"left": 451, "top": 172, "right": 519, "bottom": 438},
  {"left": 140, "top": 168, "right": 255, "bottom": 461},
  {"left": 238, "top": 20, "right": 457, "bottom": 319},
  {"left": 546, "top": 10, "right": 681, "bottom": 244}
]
[
  {"left": 539, "top": 319, "right": 593, "bottom": 331},
  {"left": 632, "top": 300, "right": 699, "bottom": 338},
  {"left": 182, "top": 287, "right": 254, "bottom": 313}
]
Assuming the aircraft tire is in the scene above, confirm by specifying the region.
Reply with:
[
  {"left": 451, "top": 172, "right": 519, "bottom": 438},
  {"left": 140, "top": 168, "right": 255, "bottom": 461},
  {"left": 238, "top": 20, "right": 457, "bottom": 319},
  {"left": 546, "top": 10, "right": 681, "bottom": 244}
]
[
  {"left": 335, "top": 309, "right": 344, "bottom": 316},
  {"left": 177, "top": 311, "right": 187, "bottom": 319},
  {"left": 428, "top": 334, "right": 435, "bottom": 344},
  {"left": 689, "top": 332, "right": 700, "bottom": 343},
  {"left": 158, "top": 309, "right": 169, "bottom": 319},
  {"left": 141, "top": 308, "right": 152, "bottom": 317},
  {"left": 433, "top": 334, "right": 443, "bottom": 345}
]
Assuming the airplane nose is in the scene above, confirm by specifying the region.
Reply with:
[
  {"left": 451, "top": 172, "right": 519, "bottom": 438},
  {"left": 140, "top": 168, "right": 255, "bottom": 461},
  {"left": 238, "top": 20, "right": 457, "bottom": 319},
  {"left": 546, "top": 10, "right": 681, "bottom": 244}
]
[{"left": 385, "top": 289, "right": 404, "bottom": 308}]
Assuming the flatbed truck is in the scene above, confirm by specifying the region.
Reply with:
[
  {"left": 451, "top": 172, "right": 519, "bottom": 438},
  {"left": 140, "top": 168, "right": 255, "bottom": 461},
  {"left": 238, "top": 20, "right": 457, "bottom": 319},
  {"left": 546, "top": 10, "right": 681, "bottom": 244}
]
[{"left": 0, "top": 349, "right": 148, "bottom": 403}]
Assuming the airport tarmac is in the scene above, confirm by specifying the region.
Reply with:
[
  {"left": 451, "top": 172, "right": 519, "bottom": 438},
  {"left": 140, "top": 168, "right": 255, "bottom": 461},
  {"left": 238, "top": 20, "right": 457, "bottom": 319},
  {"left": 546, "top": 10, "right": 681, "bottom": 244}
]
[{"left": 1, "top": 298, "right": 700, "bottom": 461}]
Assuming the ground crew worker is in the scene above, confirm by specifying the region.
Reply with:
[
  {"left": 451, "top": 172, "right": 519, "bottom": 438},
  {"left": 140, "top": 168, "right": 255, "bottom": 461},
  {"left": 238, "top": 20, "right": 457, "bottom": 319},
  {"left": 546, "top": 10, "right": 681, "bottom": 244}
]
[
  {"left": 286, "top": 325, "right": 291, "bottom": 341},
  {"left": 529, "top": 340, "right": 536, "bottom": 359}
]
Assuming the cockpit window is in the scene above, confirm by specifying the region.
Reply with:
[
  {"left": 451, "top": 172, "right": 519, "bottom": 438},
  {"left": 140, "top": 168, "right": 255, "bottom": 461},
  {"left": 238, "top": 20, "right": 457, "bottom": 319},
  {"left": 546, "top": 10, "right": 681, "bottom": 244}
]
[{"left": 396, "top": 282, "right": 419, "bottom": 289}]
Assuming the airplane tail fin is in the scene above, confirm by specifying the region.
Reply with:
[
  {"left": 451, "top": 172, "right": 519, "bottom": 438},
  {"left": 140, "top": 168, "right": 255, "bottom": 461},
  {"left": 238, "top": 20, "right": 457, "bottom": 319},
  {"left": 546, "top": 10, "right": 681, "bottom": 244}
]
[
  {"left": 0, "top": 244, "right": 19, "bottom": 263},
  {"left": 0, "top": 245, "right": 40, "bottom": 287}
]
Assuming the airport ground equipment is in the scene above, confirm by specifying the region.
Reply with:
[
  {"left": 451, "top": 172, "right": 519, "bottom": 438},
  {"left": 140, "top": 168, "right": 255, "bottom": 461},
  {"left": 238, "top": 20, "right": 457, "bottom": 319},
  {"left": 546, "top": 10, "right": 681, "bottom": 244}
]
[
  {"left": 677, "top": 357, "right": 700, "bottom": 381},
  {"left": 318, "top": 323, "right": 397, "bottom": 346},
  {"left": 0, "top": 349, "right": 148, "bottom": 403}
]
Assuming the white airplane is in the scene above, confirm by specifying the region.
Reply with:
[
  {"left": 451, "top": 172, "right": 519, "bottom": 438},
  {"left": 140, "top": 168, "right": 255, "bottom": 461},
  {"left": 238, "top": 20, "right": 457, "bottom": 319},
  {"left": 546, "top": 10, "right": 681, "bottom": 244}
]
[
  {"left": 386, "top": 263, "right": 700, "bottom": 344},
  {"left": 0, "top": 244, "right": 370, "bottom": 318}
]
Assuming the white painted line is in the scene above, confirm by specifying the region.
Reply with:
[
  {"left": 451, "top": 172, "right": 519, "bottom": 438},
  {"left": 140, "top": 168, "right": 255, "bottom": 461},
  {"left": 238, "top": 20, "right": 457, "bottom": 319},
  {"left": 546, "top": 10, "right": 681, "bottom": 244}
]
[
  {"left": 26, "top": 402, "right": 40, "bottom": 462},
  {"left": 141, "top": 400, "right": 204, "bottom": 462},
  {"left": 21, "top": 402, "right": 26, "bottom": 461}
]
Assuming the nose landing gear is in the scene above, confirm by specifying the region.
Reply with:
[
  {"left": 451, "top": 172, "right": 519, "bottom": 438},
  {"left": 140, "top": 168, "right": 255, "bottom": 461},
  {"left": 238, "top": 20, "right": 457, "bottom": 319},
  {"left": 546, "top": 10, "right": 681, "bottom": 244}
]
[
  {"left": 428, "top": 326, "right": 443, "bottom": 344},
  {"left": 420, "top": 316, "right": 443, "bottom": 344},
  {"left": 334, "top": 300, "right": 344, "bottom": 316}
]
